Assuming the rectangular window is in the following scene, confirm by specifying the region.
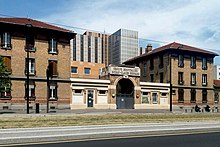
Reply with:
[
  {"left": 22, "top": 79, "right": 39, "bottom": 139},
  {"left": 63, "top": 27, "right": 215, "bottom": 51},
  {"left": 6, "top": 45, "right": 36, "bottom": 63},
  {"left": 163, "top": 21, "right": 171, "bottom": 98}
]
[
  {"left": 48, "top": 60, "right": 58, "bottom": 77},
  {"left": 74, "top": 89, "right": 82, "bottom": 95},
  {"left": 1, "top": 32, "right": 11, "bottom": 49},
  {"left": 214, "top": 92, "right": 219, "bottom": 103},
  {"left": 2, "top": 56, "right": 11, "bottom": 72},
  {"left": 0, "top": 84, "right": 11, "bottom": 98},
  {"left": 152, "top": 93, "right": 158, "bottom": 104},
  {"left": 71, "top": 67, "right": 78, "bottom": 74},
  {"left": 80, "top": 35, "right": 84, "bottom": 62},
  {"left": 88, "top": 36, "right": 91, "bottom": 62},
  {"left": 160, "top": 72, "right": 163, "bottom": 83},
  {"left": 178, "top": 88, "right": 184, "bottom": 103},
  {"left": 178, "top": 55, "right": 184, "bottom": 67},
  {"left": 190, "top": 89, "right": 196, "bottom": 103},
  {"left": 49, "top": 38, "right": 57, "bottom": 54},
  {"left": 143, "top": 63, "right": 147, "bottom": 76},
  {"left": 191, "top": 73, "right": 196, "bottom": 85},
  {"left": 202, "top": 89, "right": 207, "bottom": 103},
  {"left": 99, "top": 90, "right": 106, "bottom": 95},
  {"left": 49, "top": 83, "right": 57, "bottom": 100},
  {"left": 178, "top": 72, "right": 184, "bottom": 85},
  {"left": 150, "top": 59, "right": 154, "bottom": 70},
  {"left": 84, "top": 68, "right": 91, "bottom": 75},
  {"left": 25, "top": 33, "right": 35, "bottom": 51},
  {"left": 73, "top": 38, "right": 76, "bottom": 61},
  {"left": 159, "top": 56, "right": 164, "bottom": 68},
  {"left": 190, "top": 56, "right": 196, "bottom": 69},
  {"left": 25, "top": 80, "right": 35, "bottom": 98},
  {"left": 202, "top": 74, "right": 207, "bottom": 86},
  {"left": 95, "top": 37, "right": 98, "bottom": 63},
  {"left": 26, "top": 58, "right": 35, "bottom": 75},
  {"left": 142, "top": 92, "right": 149, "bottom": 104},
  {"left": 150, "top": 74, "right": 154, "bottom": 82},
  {"left": 202, "top": 58, "right": 207, "bottom": 70}
]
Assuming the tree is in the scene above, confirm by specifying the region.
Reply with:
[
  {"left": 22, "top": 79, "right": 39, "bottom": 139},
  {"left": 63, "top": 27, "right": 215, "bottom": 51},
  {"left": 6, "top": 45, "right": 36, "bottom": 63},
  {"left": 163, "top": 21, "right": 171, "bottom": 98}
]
[{"left": 0, "top": 56, "right": 11, "bottom": 97}]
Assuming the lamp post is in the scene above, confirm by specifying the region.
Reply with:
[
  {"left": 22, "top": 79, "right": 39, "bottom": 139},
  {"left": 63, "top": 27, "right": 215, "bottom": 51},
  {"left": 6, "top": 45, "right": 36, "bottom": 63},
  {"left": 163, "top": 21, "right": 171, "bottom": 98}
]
[{"left": 25, "top": 24, "right": 32, "bottom": 114}]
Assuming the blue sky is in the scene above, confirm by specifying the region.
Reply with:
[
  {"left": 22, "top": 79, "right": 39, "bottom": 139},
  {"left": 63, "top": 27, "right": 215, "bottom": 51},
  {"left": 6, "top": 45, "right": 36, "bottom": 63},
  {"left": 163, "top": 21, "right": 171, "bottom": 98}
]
[{"left": 1, "top": 0, "right": 220, "bottom": 64}]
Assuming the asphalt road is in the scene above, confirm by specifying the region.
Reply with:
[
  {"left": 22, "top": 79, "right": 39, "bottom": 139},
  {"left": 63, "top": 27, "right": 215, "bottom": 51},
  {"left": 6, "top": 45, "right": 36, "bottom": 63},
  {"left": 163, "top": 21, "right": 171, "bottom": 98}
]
[{"left": 17, "top": 132, "right": 220, "bottom": 147}]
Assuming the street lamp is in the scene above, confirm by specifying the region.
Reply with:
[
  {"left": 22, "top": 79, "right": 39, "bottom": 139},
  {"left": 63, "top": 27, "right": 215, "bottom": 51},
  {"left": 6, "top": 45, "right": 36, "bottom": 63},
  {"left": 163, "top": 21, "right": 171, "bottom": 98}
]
[{"left": 25, "top": 23, "right": 32, "bottom": 114}]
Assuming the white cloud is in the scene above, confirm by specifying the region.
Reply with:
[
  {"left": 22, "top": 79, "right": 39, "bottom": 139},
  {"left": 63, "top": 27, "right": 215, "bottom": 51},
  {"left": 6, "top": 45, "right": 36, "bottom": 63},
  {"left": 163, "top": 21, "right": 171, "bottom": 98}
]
[{"left": 40, "top": 0, "right": 220, "bottom": 51}]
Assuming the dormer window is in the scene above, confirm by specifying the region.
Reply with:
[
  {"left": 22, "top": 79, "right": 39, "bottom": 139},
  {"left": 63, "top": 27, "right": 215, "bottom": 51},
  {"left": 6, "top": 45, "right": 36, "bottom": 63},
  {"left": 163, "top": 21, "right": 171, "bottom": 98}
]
[
  {"left": 1, "top": 32, "right": 11, "bottom": 49},
  {"left": 49, "top": 38, "right": 57, "bottom": 54}
]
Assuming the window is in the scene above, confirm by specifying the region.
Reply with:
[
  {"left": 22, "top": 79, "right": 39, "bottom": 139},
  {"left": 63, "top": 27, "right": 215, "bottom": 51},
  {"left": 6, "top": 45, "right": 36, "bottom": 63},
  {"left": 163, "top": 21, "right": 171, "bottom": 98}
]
[
  {"left": 159, "top": 56, "right": 163, "bottom": 68},
  {"left": 95, "top": 37, "right": 98, "bottom": 63},
  {"left": 25, "top": 33, "right": 35, "bottom": 51},
  {"left": 150, "top": 74, "right": 154, "bottom": 82},
  {"left": 161, "top": 93, "right": 167, "bottom": 97},
  {"left": 0, "top": 83, "right": 11, "bottom": 98},
  {"left": 25, "top": 58, "right": 36, "bottom": 75},
  {"left": 71, "top": 67, "right": 78, "bottom": 74},
  {"left": 99, "top": 90, "right": 106, "bottom": 95},
  {"left": 202, "top": 89, "right": 207, "bottom": 103},
  {"left": 178, "top": 55, "right": 184, "bottom": 67},
  {"left": 1, "top": 32, "right": 11, "bottom": 49},
  {"left": 152, "top": 93, "right": 158, "bottom": 104},
  {"left": 202, "top": 74, "right": 207, "bottom": 86},
  {"left": 160, "top": 72, "right": 163, "bottom": 83},
  {"left": 88, "top": 36, "right": 91, "bottom": 62},
  {"left": 143, "top": 63, "right": 147, "bottom": 77},
  {"left": 190, "top": 89, "right": 196, "bottom": 103},
  {"left": 214, "top": 92, "right": 219, "bottom": 103},
  {"left": 190, "top": 56, "right": 196, "bottom": 69},
  {"left": 178, "top": 88, "right": 184, "bottom": 103},
  {"left": 49, "top": 38, "right": 57, "bottom": 54},
  {"left": 202, "top": 58, "right": 207, "bottom": 70},
  {"left": 142, "top": 92, "right": 149, "bottom": 104},
  {"left": 49, "top": 82, "right": 57, "bottom": 100},
  {"left": 150, "top": 58, "right": 154, "bottom": 70},
  {"left": 191, "top": 73, "right": 196, "bottom": 85},
  {"left": 48, "top": 60, "right": 58, "bottom": 77},
  {"left": 25, "top": 80, "right": 35, "bottom": 99},
  {"left": 84, "top": 68, "right": 91, "bottom": 75},
  {"left": 2, "top": 56, "right": 11, "bottom": 72},
  {"left": 74, "top": 90, "right": 82, "bottom": 95},
  {"left": 80, "top": 35, "right": 84, "bottom": 62},
  {"left": 178, "top": 72, "right": 184, "bottom": 85}
]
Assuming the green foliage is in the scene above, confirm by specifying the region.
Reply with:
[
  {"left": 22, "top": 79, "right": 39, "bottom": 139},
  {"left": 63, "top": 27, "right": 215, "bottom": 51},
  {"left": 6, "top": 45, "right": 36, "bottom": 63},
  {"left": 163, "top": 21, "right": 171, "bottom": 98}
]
[{"left": 0, "top": 56, "right": 11, "bottom": 94}]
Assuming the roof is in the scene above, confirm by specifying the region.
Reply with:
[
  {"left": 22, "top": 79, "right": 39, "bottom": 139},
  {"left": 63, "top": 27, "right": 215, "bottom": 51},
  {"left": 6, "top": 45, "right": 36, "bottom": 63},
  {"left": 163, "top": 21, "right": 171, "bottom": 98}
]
[
  {"left": 0, "top": 17, "right": 73, "bottom": 33},
  {"left": 214, "top": 80, "right": 220, "bottom": 87},
  {"left": 124, "top": 42, "right": 218, "bottom": 64}
]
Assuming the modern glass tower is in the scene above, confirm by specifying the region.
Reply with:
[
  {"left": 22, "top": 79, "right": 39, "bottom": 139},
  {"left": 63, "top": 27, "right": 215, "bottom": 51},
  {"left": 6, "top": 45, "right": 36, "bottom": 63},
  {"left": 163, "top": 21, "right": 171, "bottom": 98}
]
[{"left": 108, "top": 29, "right": 138, "bottom": 65}]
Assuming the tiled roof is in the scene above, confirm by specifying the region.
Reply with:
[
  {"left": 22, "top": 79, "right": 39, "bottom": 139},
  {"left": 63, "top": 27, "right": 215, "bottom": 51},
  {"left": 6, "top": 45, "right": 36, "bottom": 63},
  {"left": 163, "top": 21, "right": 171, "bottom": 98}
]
[
  {"left": 0, "top": 17, "right": 73, "bottom": 33},
  {"left": 214, "top": 80, "right": 220, "bottom": 87},
  {"left": 124, "top": 42, "right": 218, "bottom": 64}
]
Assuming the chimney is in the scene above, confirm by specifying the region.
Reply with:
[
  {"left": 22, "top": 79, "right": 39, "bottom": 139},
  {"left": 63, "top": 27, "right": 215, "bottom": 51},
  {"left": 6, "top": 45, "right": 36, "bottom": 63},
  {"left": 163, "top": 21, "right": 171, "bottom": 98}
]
[{"left": 145, "top": 44, "right": 152, "bottom": 53}]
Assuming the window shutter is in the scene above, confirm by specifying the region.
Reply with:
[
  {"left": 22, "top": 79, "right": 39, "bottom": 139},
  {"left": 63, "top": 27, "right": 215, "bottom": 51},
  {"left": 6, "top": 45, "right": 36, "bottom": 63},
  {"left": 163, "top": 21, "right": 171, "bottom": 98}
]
[
  {"left": 52, "top": 61, "right": 57, "bottom": 76},
  {"left": 3, "top": 57, "right": 11, "bottom": 72}
]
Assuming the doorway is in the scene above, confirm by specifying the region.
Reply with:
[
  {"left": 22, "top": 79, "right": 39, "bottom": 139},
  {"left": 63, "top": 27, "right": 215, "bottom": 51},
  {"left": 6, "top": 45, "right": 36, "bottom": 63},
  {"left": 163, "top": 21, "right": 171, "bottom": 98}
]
[
  {"left": 116, "top": 78, "right": 134, "bottom": 109},
  {"left": 87, "top": 90, "right": 94, "bottom": 107}
]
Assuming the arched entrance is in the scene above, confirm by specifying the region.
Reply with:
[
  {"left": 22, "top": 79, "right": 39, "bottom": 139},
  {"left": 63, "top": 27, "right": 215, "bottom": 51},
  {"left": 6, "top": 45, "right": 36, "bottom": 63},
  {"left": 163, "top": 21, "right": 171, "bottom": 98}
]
[{"left": 116, "top": 78, "right": 134, "bottom": 109}]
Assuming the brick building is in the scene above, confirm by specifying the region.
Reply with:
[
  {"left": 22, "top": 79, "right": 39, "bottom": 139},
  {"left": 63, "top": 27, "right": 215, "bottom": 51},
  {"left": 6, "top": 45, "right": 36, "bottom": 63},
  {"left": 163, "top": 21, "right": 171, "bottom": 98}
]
[
  {"left": 0, "top": 18, "right": 75, "bottom": 111},
  {"left": 124, "top": 42, "right": 218, "bottom": 111}
]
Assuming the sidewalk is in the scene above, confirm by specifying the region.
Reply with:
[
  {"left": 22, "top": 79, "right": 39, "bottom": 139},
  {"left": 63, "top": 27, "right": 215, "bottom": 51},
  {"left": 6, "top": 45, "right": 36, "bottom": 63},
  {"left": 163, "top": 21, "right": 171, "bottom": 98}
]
[{"left": 0, "top": 108, "right": 172, "bottom": 116}]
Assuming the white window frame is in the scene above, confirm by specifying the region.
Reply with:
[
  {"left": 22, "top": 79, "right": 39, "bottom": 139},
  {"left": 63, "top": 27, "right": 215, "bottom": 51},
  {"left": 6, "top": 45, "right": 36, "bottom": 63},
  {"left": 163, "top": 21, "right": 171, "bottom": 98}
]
[
  {"left": 191, "top": 73, "right": 196, "bottom": 85},
  {"left": 49, "top": 38, "right": 57, "bottom": 53},
  {"left": 29, "top": 85, "right": 35, "bottom": 97},
  {"left": 49, "top": 85, "right": 56, "bottom": 99},
  {"left": 29, "top": 58, "right": 35, "bottom": 74},
  {"left": 2, "top": 32, "right": 11, "bottom": 48},
  {"left": 202, "top": 74, "right": 207, "bottom": 85}
]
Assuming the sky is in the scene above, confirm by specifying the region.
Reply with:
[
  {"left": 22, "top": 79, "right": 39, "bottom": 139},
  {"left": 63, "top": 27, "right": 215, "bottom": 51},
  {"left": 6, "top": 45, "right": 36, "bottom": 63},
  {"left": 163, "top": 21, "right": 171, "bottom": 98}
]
[{"left": 0, "top": 0, "right": 220, "bottom": 64}]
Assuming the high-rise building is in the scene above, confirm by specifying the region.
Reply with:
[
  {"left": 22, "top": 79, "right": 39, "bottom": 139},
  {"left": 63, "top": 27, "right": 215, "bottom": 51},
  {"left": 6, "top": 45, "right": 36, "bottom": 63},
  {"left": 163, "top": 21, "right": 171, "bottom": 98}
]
[
  {"left": 214, "top": 65, "right": 220, "bottom": 80},
  {"left": 108, "top": 29, "right": 138, "bottom": 65}
]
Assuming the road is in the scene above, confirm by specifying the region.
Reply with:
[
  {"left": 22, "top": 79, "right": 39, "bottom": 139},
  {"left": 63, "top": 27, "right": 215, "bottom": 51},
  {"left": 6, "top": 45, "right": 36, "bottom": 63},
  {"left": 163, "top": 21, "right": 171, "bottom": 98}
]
[
  {"left": 1, "top": 121, "right": 220, "bottom": 146},
  {"left": 13, "top": 132, "right": 220, "bottom": 147}
]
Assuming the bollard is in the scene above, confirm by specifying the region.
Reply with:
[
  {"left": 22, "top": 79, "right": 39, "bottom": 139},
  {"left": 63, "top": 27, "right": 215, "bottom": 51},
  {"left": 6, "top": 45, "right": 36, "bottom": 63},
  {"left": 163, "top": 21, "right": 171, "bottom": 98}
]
[{"left": 36, "top": 103, "right": 40, "bottom": 113}]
